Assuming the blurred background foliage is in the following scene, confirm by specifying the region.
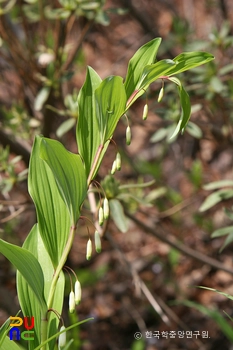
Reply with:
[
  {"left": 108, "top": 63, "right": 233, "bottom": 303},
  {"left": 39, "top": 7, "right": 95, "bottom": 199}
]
[{"left": 1, "top": 0, "right": 233, "bottom": 349}]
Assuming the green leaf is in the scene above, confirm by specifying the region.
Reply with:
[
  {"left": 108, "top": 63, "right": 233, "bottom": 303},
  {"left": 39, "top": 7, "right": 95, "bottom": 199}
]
[
  {"left": 0, "top": 239, "right": 47, "bottom": 312},
  {"left": 211, "top": 226, "right": 233, "bottom": 238},
  {"left": 198, "top": 286, "right": 233, "bottom": 301},
  {"left": 203, "top": 180, "right": 233, "bottom": 190},
  {"left": 0, "top": 0, "right": 16, "bottom": 15},
  {"left": 219, "top": 232, "right": 233, "bottom": 252},
  {"left": 76, "top": 66, "right": 109, "bottom": 180},
  {"left": 199, "top": 189, "right": 233, "bottom": 212},
  {"left": 168, "top": 77, "right": 191, "bottom": 138},
  {"left": 29, "top": 136, "right": 71, "bottom": 267},
  {"left": 33, "top": 318, "right": 94, "bottom": 350},
  {"left": 56, "top": 118, "right": 76, "bottom": 138},
  {"left": 1, "top": 336, "right": 25, "bottom": 350},
  {"left": 124, "top": 38, "right": 162, "bottom": 99},
  {"left": 95, "top": 75, "right": 127, "bottom": 144},
  {"left": 40, "top": 137, "right": 87, "bottom": 224},
  {"left": 137, "top": 59, "right": 176, "bottom": 90},
  {"left": 109, "top": 199, "right": 128, "bottom": 233},
  {"left": 0, "top": 318, "right": 10, "bottom": 348},
  {"left": 186, "top": 121, "right": 202, "bottom": 139},
  {"left": 224, "top": 207, "right": 233, "bottom": 220},
  {"left": 17, "top": 224, "right": 65, "bottom": 350},
  {"left": 150, "top": 127, "right": 168, "bottom": 143},
  {"left": 80, "top": 2, "right": 100, "bottom": 10},
  {"left": 168, "top": 51, "right": 215, "bottom": 76},
  {"left": 178, "top": 299, "right": 233, "bottom": 343},
  {"left": 126, "top": 59, "right": 176, "bottom": 107},
  {"left": 34, "top": 87, "right": 50, "bottom": 111}
]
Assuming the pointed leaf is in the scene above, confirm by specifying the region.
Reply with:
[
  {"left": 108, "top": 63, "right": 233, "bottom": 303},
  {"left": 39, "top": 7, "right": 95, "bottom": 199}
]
[
  {"left": 219, "top": 232, "right": 233, "bottom": 252},
  {"left": 168, "top": 51, "right": 215, "bottom": 76},
  {"left": 179, "top": 300, "right": 233, "bottom": 343},
  {"left": 124, "top": 38, "right": 162, "bottom": 98},
  {"left": 56, "top": 118, "right": 76, "bottom": 138},
  {"left": 203, "top": 180, "right": 233, "bottom": 190},
  {"left": 109, "top": 199, "right": 128, "bottom": 233},
  {"left": 0, "top": 318, "right": 10, "bottom": 348},
  {"left": 199, "top": 189, "right": 233, "bottom": 212},
  {"left": 17, "top": 224, "right": 65, "bottom": 350},
  {"left": 186, "top": 121, "right": 202, "bottom": 139},
  {"left": 198, "top": 286, "right": 233, "bottom": 301},
  {"left": 150, "top": 127, "right": 168, "bottom": 143},
  {"left": 1, "top": 336, "right": 25, "bottom": 350},
  {"left": 34, "top": 87, "right": 50, "bottom": 111},
  {"left": 76, "top": 66, "right": 102, "bottom": 177},
  {"left": 95, "top": 75, "right": 127, "bottom": 144},
  {"left": 211, "top": 226, "right": 233, "bottom": 238},
  {"left": 0, "top": 239, "right": 47, "bottom": 312},
  {"left": 168, "top": 77, "right": 191, "bottom": 138},
  {"left": 137, "top": 59, "right": 176, "bottom": 91},
  {"left": 126, "top": 59, "right": 176, "bottom": 108},
  {"left": 29, "top": 136, "right": 71, "bottom": 267},
  {"left": 40, "top": 137, "right": 87, "bottom": 224},
  {"left": 34, "top": 318, "right": 94, "bottom": 350}
]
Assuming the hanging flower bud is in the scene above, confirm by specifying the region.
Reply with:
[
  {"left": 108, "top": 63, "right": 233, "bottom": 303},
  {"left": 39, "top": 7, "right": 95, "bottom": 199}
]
[
  {"left": 103, "top": 197, "right": 109, "bottom": 219},
  {"left": 126, "top": 125, "right": 131, "bottom": 145},
  {"left": 98, "top": 206, "right": 104, "bottom": 226},
  {"left": 94, "top": 230, "right": 101, "bottom": 253},
  {"left": 158, "top": 86, "right": 164, "bottom": 102},
  {"left": 86, "top": 238, "right": 92, "bottom": 260},
  {"left": 69, "top": 291, "right": 75, "bottom": 313},
  {"left": 116, "top": 152, "right": 121, "bottom": 171},
  {"left": 111, "top": 160, "right": 117, "bottom": 175},
  {"left": 58, "top": 326, "right": 66, "bottom": 348},
  {"left": 74, "top": 280, "right": 82, "bottom": 305},
  {"left": 142, "top": 103, "right": 148, "bottom": 120}
]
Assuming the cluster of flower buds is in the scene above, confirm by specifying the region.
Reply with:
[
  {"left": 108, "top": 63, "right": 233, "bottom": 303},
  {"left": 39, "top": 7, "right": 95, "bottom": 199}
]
[
  {"left": 111, "top": 152, "right": 121, "bottom": 175},
  {"left": 98, "top": 206, "right": 104, "bottom": 226},
  {"left": 98, "top": 197, "right": 109, "bottom": 225},
  {"left": 69, "top": 279, "right": 82, "bottom": 313}
]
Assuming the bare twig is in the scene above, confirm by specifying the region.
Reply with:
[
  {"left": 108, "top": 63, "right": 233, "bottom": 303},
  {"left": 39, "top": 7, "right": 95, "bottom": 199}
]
[
  {"left": 106, "top": 231, "right": 170, "bottom": 325},
  {"left": 61, "top": 19, "right": 94, "bottom": 73},
  {"left": 0, "top": 206, "right": 26, "bottom": 223},
  {"left": 105, "top": 230, "right": 205, "bottom": 349},
  {"left": 0, "top": 129, "right": 31, "bottom": 165},
  {"left": 126, "top": 212, "right": 233, "bottom": 276}
]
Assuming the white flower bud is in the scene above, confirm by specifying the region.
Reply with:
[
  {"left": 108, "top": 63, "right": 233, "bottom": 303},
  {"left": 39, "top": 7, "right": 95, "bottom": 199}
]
[
  {"left": 69, "top": 291, "right": 75, "bottom": 313},
  {"left": 86, "top": 238, "right": 92, "bottom": 260},
  {"left": 74, "top": 280, "right": 82, "bottom": 305},
  {"left": 116, "top": 152, "right": 121, "bottom": 171},
  {"left": 111, "top": 160, "right": 117, "bottom": 175},
  {"left": 94, "top": 230, "right": 101, "bottom": 253},
  {"left": 58, "top": 325, "right": 66, "bottom": 348},
  {"left": 103, "top": 197, "right": 109, "bottom": 219},
  {"left": 158, "top": 86, "right": 164, "bottom": 102},
  {"left": 98, "top": 206, "right": 104, "bottom": 226},
  {"left": 126, "top": 126, "right": 131, "bottom": 145},
  {"left": 142, "top": 103, "right": 148, "bottom": 120}
]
